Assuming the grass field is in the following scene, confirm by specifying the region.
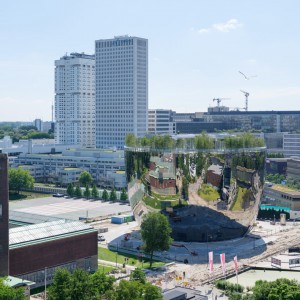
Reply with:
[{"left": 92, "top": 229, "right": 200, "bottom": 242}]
[
  {"left": 143, "top": 196, "right": 188, "bottom": 210},
  {"left": 9, "top": 191, "right": 50, "bottom": 201},
  {"left": 198, "top": 184, "right": 220, "bottom": 201},
  {"left": 231, "top": 187, "right": 247, "bottom": 211},
  {"left": 98, "top": 247, "right": 165, "bottom": 269}
]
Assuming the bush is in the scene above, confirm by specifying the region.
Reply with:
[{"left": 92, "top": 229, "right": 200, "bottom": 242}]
[{"left": 216, "top": 280, "right": 244, "bottom": 293}]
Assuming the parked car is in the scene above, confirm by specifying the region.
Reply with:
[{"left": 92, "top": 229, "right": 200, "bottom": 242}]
[
  {"left": 98, "top": 235, "right": 105, "bottom": 242},
  {"left": 53, "top": 193, "right": 64, "bottom": 198}
]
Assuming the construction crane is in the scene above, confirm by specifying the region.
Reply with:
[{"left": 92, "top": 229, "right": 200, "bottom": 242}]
[
  {"left": 238, "top": 71, "right": 257, "bottom": 80},
  {"left": 240, "top": 90, "right": 249, "bottom": 111},
  {"left": 213, "top": 98, "right": 230, "bottom": 107}
]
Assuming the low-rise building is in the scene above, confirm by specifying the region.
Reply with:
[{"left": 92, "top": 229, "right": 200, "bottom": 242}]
[
  {"left": 9, "top": 218, "right": 98, "bottom": 288},
  {"left": 266, "top": 158, "right": 288, "bottom": 175},
  {"left": 12, "top": 148, "right": 126, "bottom": 188},
  {"left": 262, "top": 184, "right": 300, "bottom": 211}
]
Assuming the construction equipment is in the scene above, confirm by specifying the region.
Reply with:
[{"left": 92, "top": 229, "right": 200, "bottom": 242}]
[
  {"left": 213, "top": 98, "right": 230, "bottom": 107},
  {"left": 240, "top": 90, "right": 249, "bottom": 111},
  {"left": 239, "top": 71, "right": 257, "bottom": 80}
]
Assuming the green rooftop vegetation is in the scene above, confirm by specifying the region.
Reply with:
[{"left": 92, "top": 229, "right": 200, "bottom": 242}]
[
  {"left": 198, "top": 184, "right": 220, "bottom": 201},
  {"left": 125, "top": 132, "right": 265, "bottom": 150}
]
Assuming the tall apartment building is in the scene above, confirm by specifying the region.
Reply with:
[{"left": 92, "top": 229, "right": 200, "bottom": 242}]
[
  {"left": 0, "top": 154, "right": 9, "bottom": 276},
  {"left": 55, "top": 53, "right": 96, "bottom": 148},
  {"left": 148, "top": 109, "right": 175, "bottom": 135},
  {"left": 95, "top": 36, "right": 148, "bottom": 149}
]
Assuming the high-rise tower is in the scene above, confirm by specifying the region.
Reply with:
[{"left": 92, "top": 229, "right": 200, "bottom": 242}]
[
  {"left": 95, "top": 36, "right": 148, "bottom": 149},
  {"left": 55, "top": 53, "right": 95, "bottom": 148},
  {"left": 0, "top": 153, "right": 9, "bottom": 276}
]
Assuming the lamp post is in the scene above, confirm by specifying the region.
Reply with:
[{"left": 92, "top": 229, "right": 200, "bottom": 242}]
[{"left": 44, "top": 267, "right": 47, "bottom": 300}]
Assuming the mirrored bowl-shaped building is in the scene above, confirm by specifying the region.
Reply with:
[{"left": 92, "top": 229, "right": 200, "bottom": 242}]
[{"left": 126, "top": 146, "right": 266, "bottom": 242}]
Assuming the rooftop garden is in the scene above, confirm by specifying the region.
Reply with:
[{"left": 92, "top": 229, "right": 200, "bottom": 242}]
[{"left": 125, "top": 132, "right": 265, "bottom": 150}]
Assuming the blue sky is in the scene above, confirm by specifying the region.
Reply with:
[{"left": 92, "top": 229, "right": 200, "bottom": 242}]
[{"left": 1, "top": 0, "right": 299, "bottom": 121}]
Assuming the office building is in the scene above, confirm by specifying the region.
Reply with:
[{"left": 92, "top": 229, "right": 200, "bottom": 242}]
[
  {"left": 12, "top": 148, "right": 126, "bottom": 188},
  {"left": 55, "top": 53, "right": 95, "bottom": 148},
  {"left": 148, "top": 109, "right": 175, "bottom": 135},
  {"left": 283, "top": 133, "right": 300, "bottom": 157},
  {"left": 95, "top": 36, "right": 148, "bottom": 149},
  {"left": 33, "top": 119, "right": 42, "bottom": 131},
  {"left": 0, "top": 154, "right": 9, "bottom": 276}
]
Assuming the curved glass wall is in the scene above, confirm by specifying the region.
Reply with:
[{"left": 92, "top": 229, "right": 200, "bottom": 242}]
[{"left": 126, "top": 147, "right": 266, "bottom": 242}]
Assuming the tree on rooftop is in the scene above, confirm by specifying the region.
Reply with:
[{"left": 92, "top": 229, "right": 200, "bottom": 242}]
[
  {"left": 125, "top": 133, "right": 136, "bottom": 147},
  {"left": 140, "top": 212, "right": 173, "bottom": 268},
  {"left": 8, "top": 168, "right": 34, "bottom": 194},
  {"left": 79, "top": 171, "right": 93, "bottom": 187}
]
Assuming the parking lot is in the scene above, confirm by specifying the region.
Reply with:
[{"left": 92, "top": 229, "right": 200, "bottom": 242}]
[{"left": 9, "top": 196, "right": 132, "bottom": 220}]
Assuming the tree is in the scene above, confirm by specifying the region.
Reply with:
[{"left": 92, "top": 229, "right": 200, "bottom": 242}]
[
  {"left": 91, "top": 185, "right": 99, "bottom": 199},
  {"left": 89, "top": 270, "right": 115, "bottom": 297},
  {"left": 102, "top": 189, "right": 108, "bottom": 201},
  {"left": 74, "top": 185, "right": 82, "bottom": 198},
  {"left": 69, "top": 269, "right": 93, "bottom": 300},
  {"left": 110, "top": 188, "right": 117, "bottom": 201},
  {"left": 144, "top": 283, "right": 163, "bottom": 300},
  {"left": 8, "top": 168, "right": 34, "bottom": 194},
  {"left": 66, "top": 183, "right": 74, "bottom": 197},
  {"left": 83, "top": 185, "right": 90, "bottom": 199},
  {"left": 120, "top": 188, "right": 128, "bottom": 201},
  {"left": 79, "top": 171, "right": 93, "bottom": 187},
  {"left": 125, "top": 133, "right": 136, "bottom": 147},
  {"left": 0, "top": 278, "right": 26, "bottom": 300},
  {"left": 48, "top": 268, "right": 71, "bottom": 300},
  {"left": 115, "top": 280, "right": 143, "bottom": 300},
  {"left": 140, "top": 212, "right": 173, "bottom": 267},
  {"left": 130, "top": 268, "right": 146, "bottom": 284}
]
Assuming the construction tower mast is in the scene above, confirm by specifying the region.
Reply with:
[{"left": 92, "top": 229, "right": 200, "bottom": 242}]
[
  {"left": 213, "top": 98, "right": 230, "bottom": 107},
  {"left": 240, "top": 90, "right": 249, "bottom": 112}
]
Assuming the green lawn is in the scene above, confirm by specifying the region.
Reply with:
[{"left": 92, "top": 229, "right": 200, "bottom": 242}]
[
  {"left": 9, "top": 191, "right": 50, "bottom": 201},
  {"left": 231, "top": 187, "right": 247, "bottom": 211},
  {"left": 98, "top": 247, "right": 165, "bottom": 269},
  {"left": 97, "top": 264, "right": 117, "bottom": 274},
  {"left": 143, "top": 196, "right": 187, "bottom": 210},
  {"left": 198, "top": 184, "right": 220, "bottom": 201}
]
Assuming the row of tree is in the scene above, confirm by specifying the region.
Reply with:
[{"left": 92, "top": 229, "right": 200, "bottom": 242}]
[
  {"left": 47, "top": 267, "right": 162, "bottom": 300},
  {"left": 0, "top": 124, "right": 53, "bottom": 142},
  {"left": 66, "top": 184, "right": 128, "bottom": 201},
  {"left": 228, "top": 278, "right": 300, "bottom": 299},
  {"left": 125, "top": 132, "right": 265, "bottom": 150}
]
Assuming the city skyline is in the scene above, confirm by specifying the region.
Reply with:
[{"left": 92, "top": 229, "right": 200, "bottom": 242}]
[{"left": 1, "top": 0, "right": 300, "bottom": 121}]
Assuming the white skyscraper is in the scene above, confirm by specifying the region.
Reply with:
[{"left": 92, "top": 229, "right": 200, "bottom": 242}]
[
  {"left": 95, "top": 36, "right": 148, "bottom": 149},
  {"left": 55, "top": 53, "right": 95, "bottom": 147}
]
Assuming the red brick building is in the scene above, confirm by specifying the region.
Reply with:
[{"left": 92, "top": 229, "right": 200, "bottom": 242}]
[{"left": 9, "top": 220, "right": 98, "bottom": 288}]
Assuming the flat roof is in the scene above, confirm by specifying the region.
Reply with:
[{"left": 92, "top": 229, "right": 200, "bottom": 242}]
[
  {"left": 269, "top": 184, "right": 300, "bottom": 196},
  {"left": 9, "top": 219, "right": 97, "bottom": 249}
]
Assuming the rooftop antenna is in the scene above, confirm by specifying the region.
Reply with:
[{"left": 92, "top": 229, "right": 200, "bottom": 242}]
[{"left": 240, "top": 90, "right": 249, "bottom": 111}]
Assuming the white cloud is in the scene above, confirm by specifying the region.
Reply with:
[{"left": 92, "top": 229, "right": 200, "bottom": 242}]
[
  {"left": 195, "top": 19, "right": 242, "bottom": 34},
  {"left": 213, "top": 19, "right": 242, "bottom": 32}
]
